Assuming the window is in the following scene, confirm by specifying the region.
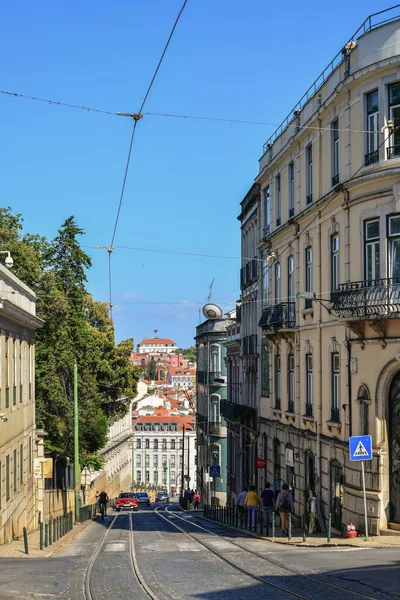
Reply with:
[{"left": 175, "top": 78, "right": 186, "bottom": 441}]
[
  {"left": 358, "top": 385, "right": 370, "bottom": 436},
  {"left": 171, "top": 439, "right": 175, "bottom": 450},
  {"left": 137, "top": 470, "right": 142, "bottom": 483},
  {"left": 136, "top": 439, "right": 142, "bottom": 450},
  {"left": 287, "top": 354, "right": 294, "bottom": 412},
  {"left": 145, "top": 439, "right": 150, "bottom": 449},
  {"left": 153, "top": 455, "right": 158, "bottom": 467},
  {"left": 210, "top": 345, "right": 220, "bottom": 373},
  {"left": 305, "top": 247, "right": 313, "bottom": 308},
  {"left": 170, "top": 455, "right": 176, "bottom": 467},
  {"left": 28, "top": 344, "right": 32, "bottom": 400},
  {"left": 162, "top": 439, "right": 167, "bottom": 450},
  {"left": 288, "top": 162, "right": 294, "bottom": 217},
  {"left": 13, "top": 449, "right": 17, "bottom": 492},
  {"left": 331, "top": 119, "right": 340, "bottom": 185},
  {"left": 365, "top": 219, "right": 380, "bottom": 282},
  {"left": 388, "top": 83, "right": 400, "bottom": 159},
  {"left": 179, "top": 455, "right": 183, "bottom": 467},
  {"left": 210, "top": 395, "right": 220, "bottom": 423},
  {"left": 162, "top": 454, "right": 167, "bottom": 468},
  {"left": 146, "top": 471, "right": 150, "bottom": 483},
  {"left": 153, "top": 439, "right": 158, "bottom": 450},
  {"left": 276, "top": 174, "right": 281, "bottom": 226},
  {"left": 261, "top": 249, "right": 270, "bottom": 307},
  {"left": 274, "top": 353, "right": 281, "bottom": 409},
  {"left": 19, "top": 342, "right": 23, "bottom": 403},
  {"left": 261, "top": 339, "right": 270, "bottom": 397},
  {"left": 275, "top": 262, "right": 281, "bottom": 303},
  {"left": 211, "top": 444, "right": 220, "bottom": 466},
  {"left": 331, "top": 353, "right": 340, "bottom": 422},
  {"left": 179, "top": 439, "right": 183, "bottom": 450},
  {"left": 20, "top": 445, "right": 23, "bottom": 485},
  {"left": 170, "top": 471, "right": 176, "bottom": 483},
  {"left": 28, "top": 437, "right": 32, "bottom": 474},
  {"left": 331, "top": 234, "right": 339, "bottom": 294},
  {"left": 12, "top": 340, "right": 17, "bottom": 405},
  {"left": 136, "top": 455, "right": 141, "bottom": 466},
  {"left": 388, "top": 215, "right": 400, "bottom": 282},
  {"left": 306, "top": 354, "right": 313, "bottom": 415},
  {"left": 145, "top": 454, "right": 150, "bottom": 467},
  {"left": 6, "top": 455, "right": 10, "bottom": 501},
  {"left": 288, "top": 256, "right": 294, "bottom": 304},
  {"left": 366, "top": 90, "right": 379, "bottom": 164},
  {"left": 306, "top": 144, "right": 313, "bottom": 204},
  {"left": 264, "top": 186, "right": 271, "bottom": 236},
  {"left": 5, "top": 337, "right": 9, "bottom": 408}
]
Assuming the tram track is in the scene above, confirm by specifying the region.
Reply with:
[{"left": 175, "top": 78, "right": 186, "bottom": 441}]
[{"left": 156, "top": 505, "right": 390, "bottom": 600}]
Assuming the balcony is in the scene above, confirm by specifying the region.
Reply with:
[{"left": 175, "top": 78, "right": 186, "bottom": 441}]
[
  {"left": 387, "top": 145, "right": 400, "bottom": 160},
  {"left": 331, "top": 278, "right": 400, "bottom": 319},
  {"left": 209, "top": 422, "right": 221, "bottom": 436},
  {"left": 221, "top": 400, "right": 258, "bottom": 430},
  {"left": 242, "top": 335, "right": 257, "bottom": 356},
  {"left": 365, "top": 150, "right": 379, "bottom": 165},
  {"left": 332, "top": 174, "right": 340, "bottom": 186},
  {"left": 240, "top": 259, "right": 258, "bottom": 289},
  {"left": 196, "top": 371, "right": 222, "bottom": 384},
  {"left": 259, "top": 302, "right": 295, "bottom": 331}
]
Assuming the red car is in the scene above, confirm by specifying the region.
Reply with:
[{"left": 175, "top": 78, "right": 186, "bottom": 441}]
[{"left": 115, "top": 492, "right": 139, "bottom": 512}]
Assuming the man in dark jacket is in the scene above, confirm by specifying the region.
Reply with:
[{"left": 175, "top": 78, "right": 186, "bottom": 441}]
[{"left": 275, "top": 484, "right": 294, "bottom": 536}]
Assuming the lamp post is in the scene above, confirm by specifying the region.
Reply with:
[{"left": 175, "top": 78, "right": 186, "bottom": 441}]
[{"left": 74, "top": 361, "right": 80, "bottom": 523}]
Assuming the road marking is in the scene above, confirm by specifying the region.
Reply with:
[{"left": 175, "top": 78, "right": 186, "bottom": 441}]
[
  {"left": 177, "top": 542, "right": 200, "bottom": 552},
  {"left": 104, "top": 542, "right": 127, "bottom": 552}
]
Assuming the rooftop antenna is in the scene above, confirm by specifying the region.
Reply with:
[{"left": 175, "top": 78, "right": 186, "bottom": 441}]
[{"left": 207, "top": 279, "right": 215, "bottom": 303}]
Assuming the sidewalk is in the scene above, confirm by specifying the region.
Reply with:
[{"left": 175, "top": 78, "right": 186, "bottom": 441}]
[
  {"left": 195, "top": 510, "right": 400, "bottom": 549},
  {"left": 0, "top": 518, "right": 94, "bottom": 559}
]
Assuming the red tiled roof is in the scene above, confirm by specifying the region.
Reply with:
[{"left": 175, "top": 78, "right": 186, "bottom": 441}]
[
  {"left": 138, "top": 338, "right": 176, "bottom": 346},
  {"left": 134, "top": 415, "right": 194, "bottom": 431},
  {"left": 168, "top": 368, "right": 196, "bottom": 376}
]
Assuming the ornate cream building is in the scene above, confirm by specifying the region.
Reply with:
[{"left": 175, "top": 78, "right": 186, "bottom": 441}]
[{"left": 239, "top": 9, "right": 400, "bottom": 535}]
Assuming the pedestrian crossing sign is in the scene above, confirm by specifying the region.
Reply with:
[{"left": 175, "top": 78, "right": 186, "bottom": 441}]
[
  {"left": 349, "top": 435, "right": 372, "bottom": 461},
  {"left": 209, "top": 465, "right": 221, "bottom": 478}
]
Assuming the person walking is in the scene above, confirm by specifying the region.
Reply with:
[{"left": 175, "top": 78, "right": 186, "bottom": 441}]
[
  {"left": 244, "top": 485, "right": 260, "bottom": 529},
  {"left": 193, "top": 491, "right": 201, "bottom": 511},
  {"left": 275, "top": 484, "right": 294, "bottom": 537},
  {"left": 98, "top": 490, "right": 109, "bottom": 516},
  {"left": 261, "top": 482, "right": 274, "bottom": 527},
  {"left": 236, "top": 486, "right": 248, "bottom": 520}
]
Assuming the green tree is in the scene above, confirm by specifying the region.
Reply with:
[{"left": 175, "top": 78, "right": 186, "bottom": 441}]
[
  {"left": 144, "top": 357, "right": 157, "bottom": 380},
  {"left": 175, "top": 346, "right": 196, "bottom": 363}
]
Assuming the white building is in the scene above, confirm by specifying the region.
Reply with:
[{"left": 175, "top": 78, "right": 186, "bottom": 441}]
[
  {"left": 132, "top": 415, "right": 196, "bottom": 493},
  {"left": 166, "top": 368, "right": 195, "bottom": 388},
  {"left": 137, "top": 337, "right": 177, "bottom": 354}
]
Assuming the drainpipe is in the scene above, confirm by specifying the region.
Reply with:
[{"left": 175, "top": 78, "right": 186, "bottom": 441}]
[
  {"left": 346, "top": 335, "right": 352, "bottom": 438},
  {"left": 317, "top": 210, "right": 323, "bottom": 502}
]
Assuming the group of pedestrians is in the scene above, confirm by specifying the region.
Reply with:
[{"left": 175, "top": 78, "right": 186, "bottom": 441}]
[
  {"left": 236, "top": 483, "right": 294, "bottom": 536},
  {"left": 183, "top": 489, "right": 201, "bottom": 510}
]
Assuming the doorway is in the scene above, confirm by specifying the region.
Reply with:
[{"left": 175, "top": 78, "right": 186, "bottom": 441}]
[
  {"left": 389, "top": 372, "right": 400, "bottom": 524},
  {"left": 330, "top": 459, "right": 343, "bottom": 531}
]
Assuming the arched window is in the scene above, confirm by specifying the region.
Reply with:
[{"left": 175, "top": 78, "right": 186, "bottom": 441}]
[
  {"left": 210, "top": 394, "right": 220, "bottom": 423},
  {"left": 357, "top": 385, "right": 370, "bottom": 436},
  {"left": 210, "top": 345, "right": 220, "bottom": 373}
]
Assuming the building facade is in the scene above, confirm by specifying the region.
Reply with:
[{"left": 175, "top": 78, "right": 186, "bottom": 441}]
[
  {"left": 0, "top": 263, "right": 43, "bottom": 543},
  {"left": 137, "top": 337, "right": 177, "bottom": 354},
  {"left": 196, "top": 317, "right": 233, "bottom": 506},
  {"left": 251, "top": 10, "right": 400, "bottom": 535},
  {"left": 166, "top": 368, "right": 195, "bottom": 388},
  {"left": 132, "top": 415, "right": 196, "bottom": 494}
]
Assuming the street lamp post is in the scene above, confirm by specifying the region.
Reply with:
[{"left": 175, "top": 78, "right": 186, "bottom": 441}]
[{"left": 73, "top": 361, "right": 80, "bottom": 523}]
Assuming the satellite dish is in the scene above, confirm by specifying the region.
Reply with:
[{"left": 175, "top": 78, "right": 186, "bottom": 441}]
[{"left": 202, "top": 304, "right": 223, "bottom": 319}]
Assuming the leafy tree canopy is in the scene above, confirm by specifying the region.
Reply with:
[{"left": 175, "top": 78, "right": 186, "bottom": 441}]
[
  {"left": 174, "top": 346, "right": 196, "bottom": 362},
  {"left": 0, "top": 209, "right": 139, "bottom": 467}
]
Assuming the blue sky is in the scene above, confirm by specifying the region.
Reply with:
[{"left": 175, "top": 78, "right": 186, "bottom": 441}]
[{"left": 0, "top": 0, "right": 392, "bottom": 347}]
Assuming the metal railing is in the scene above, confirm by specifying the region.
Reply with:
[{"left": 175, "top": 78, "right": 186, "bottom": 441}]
[
  {"left": 331, "top": 277, "right": 400, "bottom": 318},
  {"left": 204, "top": 503, "right": 275, "bottom": 538},
  {"left": 262, "top": 6, "right": 400, "bottom": 152},
  {"left": 209, "top": 422, "right": 221, "bottom": 436},
  {"left": 365, "top": 150, "right": 379, "bottom": 165},
  {"left": 263, "top": 224, "right": 271, "bottom": 238},
  {"left": 306, "top": 193, "right": 313, "bottom": 205},
  {"left": 332, "top": 174, "right": 340, "bottom": 186},
  {"left": 259, "top": 302, "right": 295, "bottom": 331},
  {"left": 387, "top": 145, "right": 400, "bottom": 159}
]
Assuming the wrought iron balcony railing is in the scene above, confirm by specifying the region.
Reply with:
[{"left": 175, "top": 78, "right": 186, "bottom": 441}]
[
  {"left": 365, "top": 150, "right": 379, "bottom": 165},
  {"left": 259, "top": 302, "right": 295, "bottom": 331},
  {"left": 209, "top": 422, "right": 221, "bottom": 436},
  {"left": 306, "top": 193, "right": 313, "bottom": 205},
  {"left": 263, "top": 224, "right": 271, "bottom": 238},
  {"left": 221, "top": 400, "right": 258, "bottom": 430},
  {"left": 332, "top": 174, "right": 340, "bottom": 186},
  {"left": 387, "top": 145, "right": 400, "bottom": 160},
  {"left": 331, "top": 278, "right": 400, "bottom": 318}
]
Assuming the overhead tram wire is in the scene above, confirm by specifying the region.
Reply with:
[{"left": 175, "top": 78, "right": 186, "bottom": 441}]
[{"left": 104, "top": 0, "right": 189, "bottom": 317}]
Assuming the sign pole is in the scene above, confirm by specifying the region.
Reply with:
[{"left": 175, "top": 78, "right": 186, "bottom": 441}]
[{"left": 361, "top": 461, "right": 368, "bottom": 541}]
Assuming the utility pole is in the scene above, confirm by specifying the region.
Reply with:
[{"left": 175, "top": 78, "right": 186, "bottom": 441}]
[
  {"left": 74, "top": 361, "right": 80, "bottom": 523},
  {"left": 131, "top": 438, "right": 135, "bottom": 492},
  {"left": 181, "top": 426, "right": 185, "bottom": 500}
]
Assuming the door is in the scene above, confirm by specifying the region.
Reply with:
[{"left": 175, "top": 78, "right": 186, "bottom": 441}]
[
  {"left": 389, "top": 372, "right": 400, "bottom": 524},
  {"left": 330, "top": 460, "right": 343, "bottom": 531}
]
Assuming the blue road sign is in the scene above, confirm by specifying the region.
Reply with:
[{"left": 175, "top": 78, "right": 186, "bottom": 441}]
[
  {"left": 349, "top": 435, "right": 372, "bottom": 461},
  {"left": 209, "top": 465, "right": 221, "bottom": 478}
]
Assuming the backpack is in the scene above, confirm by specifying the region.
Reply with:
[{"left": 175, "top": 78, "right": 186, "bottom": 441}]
[{"left": 280, "top": 495, "right": 291, "bottom": 512}]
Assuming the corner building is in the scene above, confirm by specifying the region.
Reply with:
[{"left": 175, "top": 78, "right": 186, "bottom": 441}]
[{"left": 254, "top": 10, "right": 400, "bottom": 535}]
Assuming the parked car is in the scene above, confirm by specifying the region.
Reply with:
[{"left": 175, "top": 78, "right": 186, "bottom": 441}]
[
  {"left": 155, "top": 491, "right": 169, "bottom": 502},
  {"left": 135, "top": 492, "right": 151, "bottom": 507},
  {"left": 115, "top": 492, "right": 139, "bottom": 512}
]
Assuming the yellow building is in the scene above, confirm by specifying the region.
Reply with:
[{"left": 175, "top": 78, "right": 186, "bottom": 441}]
[
  {"left": 0, "top": 261, "right": 43, "bottom": 543},
  {"left": 253, "top": 10, "right": 400, "bottom": 534}
]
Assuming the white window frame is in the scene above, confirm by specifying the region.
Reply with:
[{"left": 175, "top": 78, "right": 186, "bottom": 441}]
[
  {"left": 331, "top": 234, "right": 339, "bottom": 292},
  {"left": 288, "top": 256, "right": 294, "bottom": 303},
  {"left": 276, "top": 174, "right": 281, "bottom": 226},
  {"left": 275, "top": 262, "right": 281, "bottom": 303},
  {"left": 306, "top": 354, "right": 313, "bottom": 410},
  {"left": 331, "top": 119, "right": 340, "bottom": 184},
  {"left": 365, "top": 219, "right": 380, "bottom": 282},
  {"left": 366, "top": 90, "right": 379, "bottom": 158},
  {"left": 210, "top": 344, "right": 220, "bottom": 373},
  {"left": 306, "top": 144, "right": 313, "bottom": 203},
  {"left": 264, "top": 186, "right": 271, "bottom": 236},
  {"left": 210, "top": 394, "right": 221, "bottom": 423},
  {"left": 287, "top": 353, "right": 294, "bottom": 411},
  {"left": 288, "top": 162, "right": 294, "bottom": 215}
]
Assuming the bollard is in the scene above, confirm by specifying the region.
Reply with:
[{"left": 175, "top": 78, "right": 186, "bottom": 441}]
[
  {"left": 23, "top": 527, "right": 28, "bottom": 555},
  {"left": 272, "top": 510, "right": 275, "bottom": 538},
  {"left": 39, "top": 522, "right": 44, "bottom": 550},
  {"left": 288, "top": 513, "right": 292, "bottom": 540},
  {"left": 45, "top": 523, "right": 49, "bottom": 547},
  {"left": 327, "top": 513, "right": 332, "bottom": 543},
  {"left": 49, "top": 519, "right": 53, "bottom": 545}
]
